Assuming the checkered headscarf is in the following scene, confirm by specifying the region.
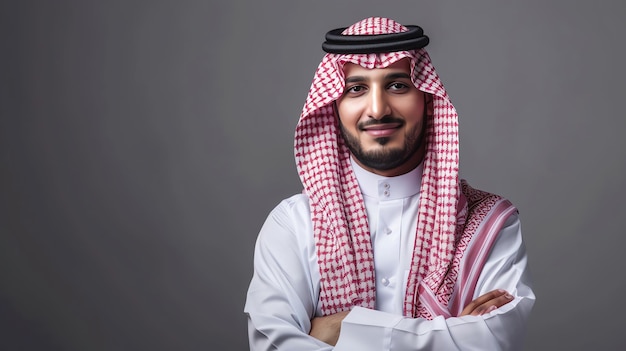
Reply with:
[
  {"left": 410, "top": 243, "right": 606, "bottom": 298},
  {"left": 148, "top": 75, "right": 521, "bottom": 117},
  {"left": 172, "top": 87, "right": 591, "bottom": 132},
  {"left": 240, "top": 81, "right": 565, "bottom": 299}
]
[{"left": 295, "top": 17, "right": 460, "bottom": 318}]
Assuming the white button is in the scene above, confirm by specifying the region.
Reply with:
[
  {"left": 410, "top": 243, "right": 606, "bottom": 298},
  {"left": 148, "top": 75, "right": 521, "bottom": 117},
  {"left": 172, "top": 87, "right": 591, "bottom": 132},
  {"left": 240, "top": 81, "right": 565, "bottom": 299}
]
[
  {"left": 383, "top": 190, "right": 390, "bottom": 197},
  {"left": 381, "top": 278, "right": 389, "bottom": 286},
  {"left": 385, "top": 228, "right": 392, "bottom": 235},
  {"left": 383, "top": 183, "right": 390, "bottom": 189}
]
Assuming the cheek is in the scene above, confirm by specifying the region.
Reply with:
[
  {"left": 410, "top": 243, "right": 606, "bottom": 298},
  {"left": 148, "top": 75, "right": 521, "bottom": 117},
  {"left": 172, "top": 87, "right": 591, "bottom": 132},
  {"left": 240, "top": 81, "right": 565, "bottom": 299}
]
[
  {"left": 397, "top": 97, "right": 425, "bottom": 125},
  {"left": 337, "top": 101, "right": 361, "bottom": 126}
]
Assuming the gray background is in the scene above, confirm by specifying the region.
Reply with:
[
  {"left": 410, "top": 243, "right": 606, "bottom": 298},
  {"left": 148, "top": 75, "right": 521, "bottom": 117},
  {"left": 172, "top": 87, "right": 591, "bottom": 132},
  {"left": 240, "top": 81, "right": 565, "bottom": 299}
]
[{"left": 1, "top": 0, "right": 625, "bottom": 350}]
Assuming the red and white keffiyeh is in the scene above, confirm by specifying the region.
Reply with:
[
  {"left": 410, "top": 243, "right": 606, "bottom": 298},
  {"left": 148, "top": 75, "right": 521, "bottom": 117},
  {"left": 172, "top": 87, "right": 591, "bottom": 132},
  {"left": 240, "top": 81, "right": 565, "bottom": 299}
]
[{"left": 295, "top": 17, "right": 516, "bottom": 318}]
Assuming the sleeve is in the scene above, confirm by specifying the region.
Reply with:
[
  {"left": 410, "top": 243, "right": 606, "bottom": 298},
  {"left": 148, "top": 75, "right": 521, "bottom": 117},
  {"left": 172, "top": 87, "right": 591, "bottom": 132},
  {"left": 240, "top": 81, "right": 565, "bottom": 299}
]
[
  {"left": 244, "top": 198, "right": 333, "bottom": 351},
  {"left": 333, "top": 213, "right": 536, "bottom": 351}
]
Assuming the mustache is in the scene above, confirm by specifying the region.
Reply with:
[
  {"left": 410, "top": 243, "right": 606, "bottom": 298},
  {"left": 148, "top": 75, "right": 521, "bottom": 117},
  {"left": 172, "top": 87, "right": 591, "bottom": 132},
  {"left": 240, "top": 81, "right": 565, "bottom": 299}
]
[{"left": 358, "top": 116, "right": 405, "bottom": 129}]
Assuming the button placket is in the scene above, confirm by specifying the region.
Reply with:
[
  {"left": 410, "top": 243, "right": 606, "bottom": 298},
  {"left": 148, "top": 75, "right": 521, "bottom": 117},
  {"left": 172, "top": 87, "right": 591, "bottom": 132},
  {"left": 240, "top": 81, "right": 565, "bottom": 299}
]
[{"left": 381, "top": 182, "right": 391, "bottom": 198}]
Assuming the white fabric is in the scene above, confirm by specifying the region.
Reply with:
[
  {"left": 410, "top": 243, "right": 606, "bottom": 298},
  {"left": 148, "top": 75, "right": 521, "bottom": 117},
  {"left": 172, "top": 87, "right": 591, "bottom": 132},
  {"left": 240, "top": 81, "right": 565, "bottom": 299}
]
[
  {"left": 350, "top": 157, "right": 422, "bottom": 314},
  {"left": 244, "top": 161, "right": 535, "bottom": 350},
  {"left": 296, "top": 17, "right": 464, "bottom": 316}
]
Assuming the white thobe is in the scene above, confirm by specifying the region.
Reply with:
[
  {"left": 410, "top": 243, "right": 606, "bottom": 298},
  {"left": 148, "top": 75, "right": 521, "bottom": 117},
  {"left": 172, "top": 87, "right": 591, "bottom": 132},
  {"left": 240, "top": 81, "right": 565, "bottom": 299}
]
[{"left": 245, "top": 160, "right": 535, "bottom": 350}]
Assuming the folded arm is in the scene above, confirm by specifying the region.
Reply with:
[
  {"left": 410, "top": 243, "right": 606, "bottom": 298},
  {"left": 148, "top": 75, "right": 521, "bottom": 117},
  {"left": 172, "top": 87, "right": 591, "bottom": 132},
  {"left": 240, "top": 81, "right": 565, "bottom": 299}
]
[
  {"left": 333, "top": 213, "right": 535, "bottom": 351},
  {"left": 245, "top": 197, "right": 535, "bottom": 350}
]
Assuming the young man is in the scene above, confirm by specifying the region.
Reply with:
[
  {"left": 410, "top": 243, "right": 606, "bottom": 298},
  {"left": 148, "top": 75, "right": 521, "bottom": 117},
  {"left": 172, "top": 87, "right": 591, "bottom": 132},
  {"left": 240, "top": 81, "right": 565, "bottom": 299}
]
[{"left": 245, "top": 17, "right": 535, "bottom": 350}]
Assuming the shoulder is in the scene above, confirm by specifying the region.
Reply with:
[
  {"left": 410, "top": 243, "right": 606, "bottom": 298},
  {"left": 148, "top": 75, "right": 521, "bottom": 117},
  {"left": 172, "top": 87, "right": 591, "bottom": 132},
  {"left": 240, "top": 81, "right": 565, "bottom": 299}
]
[
  {"left": 259, "top": 193, "right": 312, "bottom": 241},
  {"left": 460, "top": 179, "right": 505, "bottom": 202},
  {"left": 460, "top": 179, "right": 515, "bottom": 208},
  {"left": 267, "top": 193, "right": 311, "bottom": 221},
  {"left": 457, "top": 180, "right": 523, "bottom": 264},
  {"left": 459, "top": 178, "right": 519, "bottom": 227}
]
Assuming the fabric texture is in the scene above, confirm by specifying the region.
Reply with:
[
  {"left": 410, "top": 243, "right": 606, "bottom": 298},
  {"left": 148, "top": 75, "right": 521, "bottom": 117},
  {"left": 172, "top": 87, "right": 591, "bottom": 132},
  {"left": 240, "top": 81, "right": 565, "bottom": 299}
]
[
  {"left": 244, "top": 191, "right": 534, "bottom": 351},
  {"left": 294, "top": 17, "right": 515, "bottom": 318}
]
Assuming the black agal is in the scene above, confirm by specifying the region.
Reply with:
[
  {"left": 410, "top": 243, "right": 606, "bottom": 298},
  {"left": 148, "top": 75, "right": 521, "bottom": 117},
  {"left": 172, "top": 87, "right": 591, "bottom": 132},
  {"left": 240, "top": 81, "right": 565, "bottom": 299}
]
[{"left": 321, "top": 25, "right": 429, "bottom": 54}]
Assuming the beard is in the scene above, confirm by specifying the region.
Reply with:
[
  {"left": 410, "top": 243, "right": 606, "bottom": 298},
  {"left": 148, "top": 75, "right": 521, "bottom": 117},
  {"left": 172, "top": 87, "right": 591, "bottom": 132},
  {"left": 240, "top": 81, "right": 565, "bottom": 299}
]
[{"left": 339, "top": 116, "right": 426, "bottom": 171}]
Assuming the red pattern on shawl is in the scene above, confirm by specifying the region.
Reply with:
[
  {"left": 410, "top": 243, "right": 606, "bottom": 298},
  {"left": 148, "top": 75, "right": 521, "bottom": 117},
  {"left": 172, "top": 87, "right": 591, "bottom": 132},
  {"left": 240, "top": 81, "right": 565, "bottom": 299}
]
[{"left": 295, "top": 17, "right": 515, "bottom": 318}]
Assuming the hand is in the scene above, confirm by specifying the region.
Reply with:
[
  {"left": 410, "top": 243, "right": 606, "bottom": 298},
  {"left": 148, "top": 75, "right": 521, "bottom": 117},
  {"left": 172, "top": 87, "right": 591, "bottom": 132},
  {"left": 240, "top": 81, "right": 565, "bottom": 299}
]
[
  {"left": 309, "top": 310, "right": 350, "bottom": 346},
  {"left": 460, "top": 289, "right": 514, "bottom": 316}
]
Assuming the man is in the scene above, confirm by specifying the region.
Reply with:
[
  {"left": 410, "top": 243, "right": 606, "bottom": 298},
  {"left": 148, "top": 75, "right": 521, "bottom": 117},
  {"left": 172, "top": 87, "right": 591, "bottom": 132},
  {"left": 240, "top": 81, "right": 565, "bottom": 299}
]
[{"left": 245, "top": 17, "right": 535, "bottom": 350}]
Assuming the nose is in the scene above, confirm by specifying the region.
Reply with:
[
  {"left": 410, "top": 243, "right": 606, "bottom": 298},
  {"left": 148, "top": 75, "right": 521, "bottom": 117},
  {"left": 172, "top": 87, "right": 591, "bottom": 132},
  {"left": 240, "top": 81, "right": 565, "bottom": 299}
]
[{"left": 366, "top": 86, "right": 391, "bottom": 119}]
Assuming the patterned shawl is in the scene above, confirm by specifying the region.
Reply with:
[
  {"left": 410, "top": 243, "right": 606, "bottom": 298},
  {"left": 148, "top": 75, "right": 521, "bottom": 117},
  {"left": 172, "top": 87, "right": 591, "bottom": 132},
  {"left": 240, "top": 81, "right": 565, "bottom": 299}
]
[{"left": 294, "top": 17, "right": 516, "bottom": 318}]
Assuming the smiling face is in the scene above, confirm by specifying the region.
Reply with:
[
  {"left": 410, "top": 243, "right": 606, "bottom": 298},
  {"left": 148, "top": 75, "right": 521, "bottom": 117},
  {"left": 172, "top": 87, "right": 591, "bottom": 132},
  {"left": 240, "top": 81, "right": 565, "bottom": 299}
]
[{"left": 336, "top": 58, "right": 427, "bottom": 176}]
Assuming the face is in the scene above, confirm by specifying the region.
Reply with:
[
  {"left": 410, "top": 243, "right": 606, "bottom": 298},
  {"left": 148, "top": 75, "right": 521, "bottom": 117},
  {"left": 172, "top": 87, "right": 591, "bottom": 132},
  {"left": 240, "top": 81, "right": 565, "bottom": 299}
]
[{"left": 336, "top": 58, "right": 427, "bottom": 176}]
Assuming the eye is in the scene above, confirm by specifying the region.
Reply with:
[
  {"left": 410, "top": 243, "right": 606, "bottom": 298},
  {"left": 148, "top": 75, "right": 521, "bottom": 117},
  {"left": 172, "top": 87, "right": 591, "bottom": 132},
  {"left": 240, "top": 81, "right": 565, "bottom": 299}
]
[
  {"left": 388, "top": 82, "right": 409, "bottom": 91},
  {"left": 345, "top": 85, "right": 367, "bottom": 95}
]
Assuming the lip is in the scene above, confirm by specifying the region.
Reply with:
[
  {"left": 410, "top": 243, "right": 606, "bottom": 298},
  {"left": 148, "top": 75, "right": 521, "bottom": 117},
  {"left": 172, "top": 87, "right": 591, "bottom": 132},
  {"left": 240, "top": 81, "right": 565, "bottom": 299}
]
[{"left": 361, "top": 123, "right": 402, "bottom": 137}]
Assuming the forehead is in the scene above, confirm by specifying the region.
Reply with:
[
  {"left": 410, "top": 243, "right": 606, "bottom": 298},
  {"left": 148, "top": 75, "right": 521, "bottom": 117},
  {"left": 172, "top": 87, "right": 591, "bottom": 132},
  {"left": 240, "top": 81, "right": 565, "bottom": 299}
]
[{"left": 342, "top": 57, "right": 411, "bottom": 78}]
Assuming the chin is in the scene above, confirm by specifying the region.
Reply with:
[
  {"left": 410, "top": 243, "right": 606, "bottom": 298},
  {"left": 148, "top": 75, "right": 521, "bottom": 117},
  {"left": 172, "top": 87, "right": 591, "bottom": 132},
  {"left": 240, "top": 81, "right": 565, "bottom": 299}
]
[{"left": 369, "top": 139, "right": 403, "bottom": 150}]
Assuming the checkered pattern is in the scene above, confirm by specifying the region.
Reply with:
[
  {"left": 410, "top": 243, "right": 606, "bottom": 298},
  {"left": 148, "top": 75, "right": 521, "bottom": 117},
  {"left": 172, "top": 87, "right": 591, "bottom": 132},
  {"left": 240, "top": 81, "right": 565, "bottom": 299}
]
[{"left": 295, "top": 17, "right": 512, "bottom": 318}]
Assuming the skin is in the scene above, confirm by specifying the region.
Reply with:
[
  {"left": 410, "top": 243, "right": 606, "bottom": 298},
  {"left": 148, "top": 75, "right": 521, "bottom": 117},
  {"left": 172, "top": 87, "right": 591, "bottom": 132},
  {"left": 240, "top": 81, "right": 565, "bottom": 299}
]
[
  {"left": 309, "top": 58, "right": 515, "bottom": 346},
  {"left": 336, "top": 58, "right": 427, "bottom": 177}
]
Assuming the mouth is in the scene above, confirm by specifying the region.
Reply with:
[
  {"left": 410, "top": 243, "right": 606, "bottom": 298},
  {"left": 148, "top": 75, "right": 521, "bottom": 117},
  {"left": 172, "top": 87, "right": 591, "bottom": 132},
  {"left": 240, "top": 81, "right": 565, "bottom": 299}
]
[{"left": 361, "top": 122, "right": 403, "bottom": 137}]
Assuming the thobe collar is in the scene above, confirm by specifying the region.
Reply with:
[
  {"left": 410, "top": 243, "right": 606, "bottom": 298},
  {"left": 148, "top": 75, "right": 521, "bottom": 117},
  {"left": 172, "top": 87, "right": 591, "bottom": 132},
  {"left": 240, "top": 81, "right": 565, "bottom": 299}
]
[{"left": 350, "top": 157, "right": 423, "bottom": 200}]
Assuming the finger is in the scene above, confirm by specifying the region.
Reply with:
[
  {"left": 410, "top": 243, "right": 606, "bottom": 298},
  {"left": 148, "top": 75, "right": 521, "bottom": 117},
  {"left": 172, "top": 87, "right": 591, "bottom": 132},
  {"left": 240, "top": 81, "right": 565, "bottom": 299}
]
[
  {"left": 461, "top": 289, "right": 508, "bottom": 316},
  {"left": 470, "top": 292, "right": 515, "bottom": 316}
]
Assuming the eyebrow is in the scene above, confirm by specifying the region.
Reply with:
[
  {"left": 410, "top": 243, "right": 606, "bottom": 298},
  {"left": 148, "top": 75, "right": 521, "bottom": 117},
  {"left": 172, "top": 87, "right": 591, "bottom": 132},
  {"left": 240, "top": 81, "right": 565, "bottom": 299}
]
[{"left": 344, "top": 72, "right": 412, "bottom": 84}]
